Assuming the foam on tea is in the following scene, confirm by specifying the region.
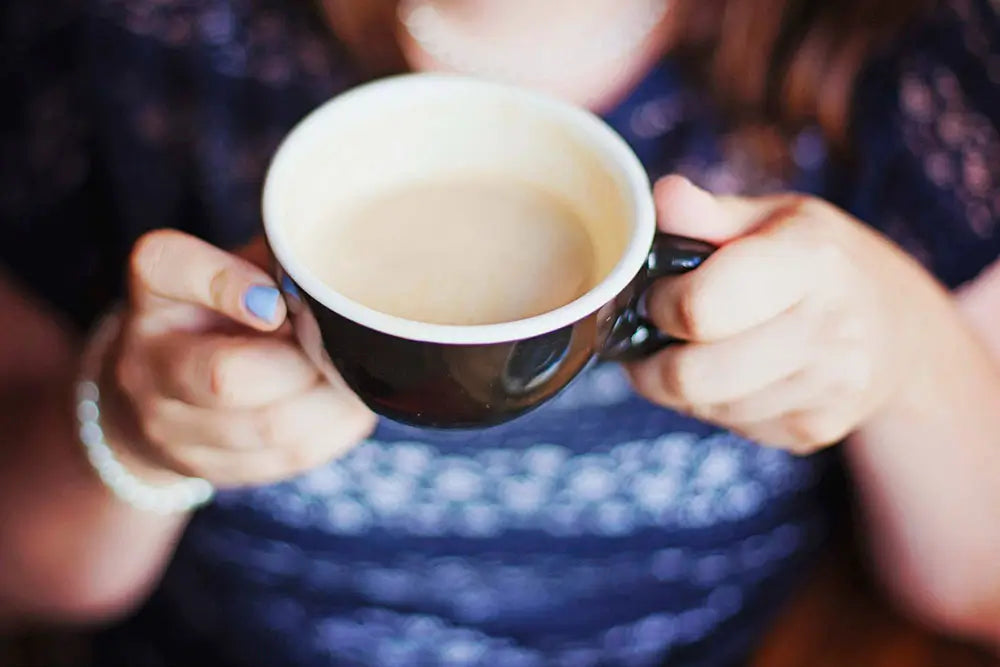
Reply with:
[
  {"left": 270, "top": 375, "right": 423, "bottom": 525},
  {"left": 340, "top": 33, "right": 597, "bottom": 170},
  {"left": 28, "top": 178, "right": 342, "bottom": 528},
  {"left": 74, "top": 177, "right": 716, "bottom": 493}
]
[{"left": 292, "top": 177, "right": 597, "bottom": 326}]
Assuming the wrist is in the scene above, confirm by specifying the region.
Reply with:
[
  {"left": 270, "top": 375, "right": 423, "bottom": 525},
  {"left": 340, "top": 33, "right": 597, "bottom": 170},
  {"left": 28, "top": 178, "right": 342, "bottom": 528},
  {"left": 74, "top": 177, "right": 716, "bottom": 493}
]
[
  {"left": 78, "top": 308, "right": 214, "bottom": 514},
  {"left": 96, "top": 391, "right": 192, "bottom": 487},
  {"left": 93, "top": 337, "right": 190, "bottom": 486},
  {"left": 872, "top": 282, "right": 990, "bottom": 427}
]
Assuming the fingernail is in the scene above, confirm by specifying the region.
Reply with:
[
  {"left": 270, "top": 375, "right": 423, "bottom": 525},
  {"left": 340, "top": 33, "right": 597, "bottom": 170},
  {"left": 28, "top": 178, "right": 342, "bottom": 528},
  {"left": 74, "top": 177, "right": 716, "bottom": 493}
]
[
  {"left": 244, "top": 285, "right": 281, "bottom": 322},
  {"left": 281, "top": 273, "right": 300, "bottom": 300}
]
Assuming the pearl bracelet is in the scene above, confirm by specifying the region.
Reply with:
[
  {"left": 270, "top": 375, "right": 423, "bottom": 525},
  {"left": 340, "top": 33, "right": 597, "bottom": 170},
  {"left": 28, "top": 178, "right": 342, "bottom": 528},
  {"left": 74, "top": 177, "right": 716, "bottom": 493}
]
[{"left": 76, "top": 309, "right": 214, "bottom": 515}]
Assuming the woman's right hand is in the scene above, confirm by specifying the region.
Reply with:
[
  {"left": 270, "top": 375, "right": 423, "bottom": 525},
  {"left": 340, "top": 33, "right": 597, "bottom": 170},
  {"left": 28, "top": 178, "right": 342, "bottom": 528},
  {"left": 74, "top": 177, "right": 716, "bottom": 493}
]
[{"left": 104, "top": 230, "right": 376, "bottom": 488}]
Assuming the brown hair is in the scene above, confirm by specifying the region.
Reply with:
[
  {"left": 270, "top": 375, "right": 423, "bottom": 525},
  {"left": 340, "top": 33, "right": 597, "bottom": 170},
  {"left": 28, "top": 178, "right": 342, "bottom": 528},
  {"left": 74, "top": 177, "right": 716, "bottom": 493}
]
[
  {"left": 321, "top": 0, "right": 935, "bottom": 155},
  {"left": 671, "top": 0, "right": 935, "bottom": 153}
]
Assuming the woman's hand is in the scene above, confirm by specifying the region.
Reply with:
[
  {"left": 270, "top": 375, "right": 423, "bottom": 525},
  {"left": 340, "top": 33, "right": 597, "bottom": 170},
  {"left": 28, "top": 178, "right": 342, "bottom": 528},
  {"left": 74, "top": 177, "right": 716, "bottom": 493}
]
[
  {"left": 629, "top": 176, "right": 950, "bottom": 454},
  {"left": 104, "top": 230, "right": 376, "bottom": 487}
]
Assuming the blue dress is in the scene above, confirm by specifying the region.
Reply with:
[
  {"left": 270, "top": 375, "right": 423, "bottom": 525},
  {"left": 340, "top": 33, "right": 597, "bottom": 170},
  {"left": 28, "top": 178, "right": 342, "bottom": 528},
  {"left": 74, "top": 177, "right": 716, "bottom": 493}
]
[{"left": 2, "top": 1, "right": 998, "bottom": 665}]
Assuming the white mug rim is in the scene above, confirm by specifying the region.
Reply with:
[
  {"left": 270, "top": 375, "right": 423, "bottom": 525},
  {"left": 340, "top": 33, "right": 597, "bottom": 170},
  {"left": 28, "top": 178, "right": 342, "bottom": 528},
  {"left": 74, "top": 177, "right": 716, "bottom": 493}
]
[{"left": 262, "top": 73, "right": 656, "bottom": 345}]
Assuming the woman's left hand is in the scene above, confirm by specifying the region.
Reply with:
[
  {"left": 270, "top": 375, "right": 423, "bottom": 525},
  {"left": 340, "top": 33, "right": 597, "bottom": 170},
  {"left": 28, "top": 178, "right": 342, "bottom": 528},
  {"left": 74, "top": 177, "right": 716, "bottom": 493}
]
[{"left": 628, "top": 176, "right": 951, "bottom": 454}]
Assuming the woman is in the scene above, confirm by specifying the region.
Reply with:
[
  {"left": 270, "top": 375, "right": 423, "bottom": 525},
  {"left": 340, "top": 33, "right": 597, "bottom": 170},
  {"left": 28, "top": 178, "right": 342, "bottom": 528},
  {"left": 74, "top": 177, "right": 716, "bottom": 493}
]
[{"left": 1, "top": 0, "right": 998, "bottom": 665}]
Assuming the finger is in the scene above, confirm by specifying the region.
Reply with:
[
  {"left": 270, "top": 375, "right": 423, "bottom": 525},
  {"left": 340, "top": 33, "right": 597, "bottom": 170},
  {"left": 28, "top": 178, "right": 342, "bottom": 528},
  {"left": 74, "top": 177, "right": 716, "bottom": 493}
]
[
  {"left": 129, "top": 229, "right": 285, "bottom": 331},
  {"left": 728, "top": 409, "right": 852, "bottom": 455},
  {"left": 726, "top": 419, "right": 805, "bottom": 452},
  {"left": 653, "top": 175, "right": 799, "bottom": 244},
  {"left": 644, "top": 218, "right": 817, "bottom": 342},
  {"left": 141, "top": 385, "right": 376, "bottom": 486},
  {"left": 628, "top": 300, "right": 820, "bottom": 407},
  {"left": 139, "top": 428, "right": 346, "bottom": 487},
  {"left": 138, "top": 379, "right": 373, "bottom": 452},
  {"left": 693, "top": 369, "right": 828, "bottom": 425},
  {"left": 149, "top": 333, "right": 320, "bottom": 409},
  {"left": 246, "top": 382, "right": 375, "bottom": 453},
  {"left": 222, "top": 406, "right": 374, "bottom": 487},
  {"left": 136, "top": 397, "right": 270, "bottom": 453},
  {"left": 166, "top": 436, "right": 359, "bottom": 488}
]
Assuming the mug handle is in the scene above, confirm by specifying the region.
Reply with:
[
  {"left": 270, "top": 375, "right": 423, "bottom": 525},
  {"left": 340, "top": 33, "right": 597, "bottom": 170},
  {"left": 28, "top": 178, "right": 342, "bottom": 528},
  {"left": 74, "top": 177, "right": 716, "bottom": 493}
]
[{"left": 599, "top": 233, "right": 716, "bottom": 362}]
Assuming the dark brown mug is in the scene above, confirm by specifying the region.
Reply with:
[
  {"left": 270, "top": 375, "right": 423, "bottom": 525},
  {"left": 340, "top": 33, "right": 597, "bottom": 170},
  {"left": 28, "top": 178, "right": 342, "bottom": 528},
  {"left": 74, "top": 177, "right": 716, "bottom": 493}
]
[{"left": 263, "top": 74, "right": 714, "bottom": 428}]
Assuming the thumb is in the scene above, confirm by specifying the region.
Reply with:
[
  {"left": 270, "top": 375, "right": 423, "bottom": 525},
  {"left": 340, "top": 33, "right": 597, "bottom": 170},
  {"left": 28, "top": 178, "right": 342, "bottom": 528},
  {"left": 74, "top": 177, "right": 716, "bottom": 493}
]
[
  {"left": 654, "top": 175, "right": 788, "bottom": 244},
  {"left": 129, "top": 230, "right": 286, "bottom": 333}
]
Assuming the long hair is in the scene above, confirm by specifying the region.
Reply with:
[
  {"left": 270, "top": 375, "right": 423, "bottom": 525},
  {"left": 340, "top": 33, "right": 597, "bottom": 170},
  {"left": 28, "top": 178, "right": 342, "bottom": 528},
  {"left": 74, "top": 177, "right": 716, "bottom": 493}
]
[
  {"left": 320, "top": 0, "right": 935, "bottom": 154},
  {"left": 671, "top": 0, "right": 935, "bottom": 151}
]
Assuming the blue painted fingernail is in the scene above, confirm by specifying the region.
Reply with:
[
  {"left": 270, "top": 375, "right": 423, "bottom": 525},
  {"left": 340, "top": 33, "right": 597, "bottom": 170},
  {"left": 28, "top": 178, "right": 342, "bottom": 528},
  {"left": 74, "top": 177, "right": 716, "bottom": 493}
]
[
  {"left": 244, "top": 285, "right": 281, "bottom": 322},
  {"left": 281, "top": 273, "right": 300, "bottom": 300}
]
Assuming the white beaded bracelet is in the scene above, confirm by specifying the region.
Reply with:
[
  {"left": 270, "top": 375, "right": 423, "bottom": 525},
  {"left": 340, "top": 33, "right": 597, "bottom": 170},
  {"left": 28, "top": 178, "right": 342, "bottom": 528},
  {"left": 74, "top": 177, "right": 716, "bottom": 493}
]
[{"left": 76, "top": 309, "right": 214, "bottom": 515}]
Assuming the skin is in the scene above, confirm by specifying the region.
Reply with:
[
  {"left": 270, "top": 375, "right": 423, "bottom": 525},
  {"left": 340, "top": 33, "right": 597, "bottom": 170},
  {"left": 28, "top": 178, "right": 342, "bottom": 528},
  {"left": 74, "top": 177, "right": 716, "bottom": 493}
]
[
  {"left": 1, "top": 0, "right": 998, "bottom": 650},
  {"left": 395, "top": 0, "right": 674, "bottom": 111},
  {"left": 107, "top": 234, "right": 375, "bottom": 488},
  {"left": 635, "top": 179, "right": 1000, "bottom": 643}
]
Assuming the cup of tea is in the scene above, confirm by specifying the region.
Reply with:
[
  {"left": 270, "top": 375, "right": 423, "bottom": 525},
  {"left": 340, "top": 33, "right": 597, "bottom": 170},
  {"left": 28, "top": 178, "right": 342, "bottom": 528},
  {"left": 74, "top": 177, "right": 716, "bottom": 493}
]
[{"left": 262, "top": 73, "right": 713, "bottom": 429}]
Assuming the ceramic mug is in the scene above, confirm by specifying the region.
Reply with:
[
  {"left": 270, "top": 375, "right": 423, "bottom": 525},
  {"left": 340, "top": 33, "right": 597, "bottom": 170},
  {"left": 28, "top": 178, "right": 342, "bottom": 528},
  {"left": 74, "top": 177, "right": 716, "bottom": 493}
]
[{"left": 263, "top": 74, "right": 713, "bottom": 429}]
